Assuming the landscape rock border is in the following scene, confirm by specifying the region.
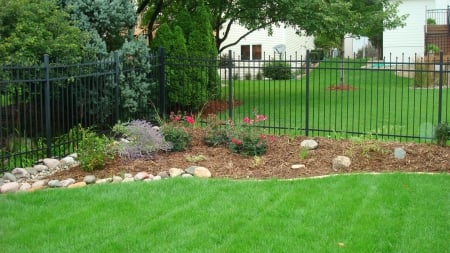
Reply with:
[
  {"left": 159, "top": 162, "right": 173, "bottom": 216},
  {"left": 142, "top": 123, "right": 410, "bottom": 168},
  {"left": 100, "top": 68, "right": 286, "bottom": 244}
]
[
  {"left": 0, "top": 154, "right": 212, "bottom": 194},
  {"left": 1, "top": 140, "right": 409, "bottom": 194}
]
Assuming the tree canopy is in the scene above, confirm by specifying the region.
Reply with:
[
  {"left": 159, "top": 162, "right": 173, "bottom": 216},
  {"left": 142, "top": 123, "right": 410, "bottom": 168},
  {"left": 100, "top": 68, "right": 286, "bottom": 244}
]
[
  {"left": 0, "top": 0, "right": 87, "bottom": 64},
  {"left": 136, "top": 0, "right": 407, "bottom": 54}
]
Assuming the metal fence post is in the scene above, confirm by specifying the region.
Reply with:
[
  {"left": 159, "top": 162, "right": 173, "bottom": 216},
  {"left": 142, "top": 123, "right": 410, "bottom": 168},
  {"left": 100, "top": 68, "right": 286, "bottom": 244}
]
[
  {"left": 158, "top": 47, "right": 166, "bottom": 118},
  {"left": 44, "top": 54, "right": 52, "bottom": 158},
  {"left": 114, "top": 51, "right": 120, "bottom": 123},
  {"left": 228, "top": 50, "right": 233, "bottom": 120},
  {"left": 438, "top": 50, "right": 443, "bottom": 124},
  {"left": 305, "top": 50, "right": 311, "bottom": 136}
]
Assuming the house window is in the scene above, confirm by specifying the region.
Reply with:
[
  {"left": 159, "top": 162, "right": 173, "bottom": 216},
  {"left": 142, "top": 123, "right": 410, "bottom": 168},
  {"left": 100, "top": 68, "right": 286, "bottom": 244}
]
[
  {"left": 241, "top": 44, "right": 262, "bottom": 60},
  {"left": 241, "top": 45, "right": 250, "bottom": 60},
  {"left": 252, "top": 45, "right": 262, "bottom": 60}
]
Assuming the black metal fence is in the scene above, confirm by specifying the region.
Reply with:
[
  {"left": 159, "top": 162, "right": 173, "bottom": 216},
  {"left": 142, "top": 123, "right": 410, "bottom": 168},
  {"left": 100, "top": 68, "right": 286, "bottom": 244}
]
[{"left": 1, "top": 49, "right": 449, "bottom": 171}]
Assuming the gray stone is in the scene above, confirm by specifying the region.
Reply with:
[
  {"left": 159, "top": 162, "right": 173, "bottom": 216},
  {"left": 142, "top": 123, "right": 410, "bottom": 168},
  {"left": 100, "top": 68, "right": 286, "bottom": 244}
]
[
  {"left": 182, "top": 173, "right": 193, "bottom": 178},
  {"left": 12, "top": 168, "right": 30, "bottom": 179},
  {"left": 186, "top": 166, "right": 211, "bottom": 178},
  {"left": 27, "top": 168, "right": 39, "bottom": 175},
  {"left": 112, "top": 176, "right": 123, "bottom": 183},
  {"left": 300, "top": 139, "right": 319, "bottom": 150},
  {"left": 19, "top": 183, "right": 32, "bottom": 192},
  {"left": 48, "top": 180, "right": 63, "bottom": 188},
  {"left": 3, "top": 172, "right": 17, "bottom": 182},
  {"left": 152, "top": 175, "right": 162, "bottom": 181},
  {"left": 43, "top": 158, "right": 60, "bottom": 169},
  {"left": 0, "top": 178, "right": 4, "bottom": 186},
  {"left": 32, "top": 180, "right": 48, "bottom": 188},
  {"left": 169, "top": 168, "right": 184, "bottom": 177},
  {"left": 1, "top": 182, "right": 20, "bottom": 193},
  {"left": 122, "top": 177, "right": 135, "bottom": 183},
  {"left": 60, "top": 156, "right": 75, "bottom": 166},
  {"left": 96, "top": 178, "right": 110, "bottom": 184},
  {"left": 68, "top": 153, "right": 78, "bottom": 159},
  {"left": 158, "top": 171, "right": 169, "bottom": 179},
  {"left": 124, "top": 173, "right": 133, "bottom": 179},
  {"left": 60, "top": 178, "right": 76, "bottom": 187},
  {"left": 83, "top": 175, "right": 96, "bottom": 184},
  {"left": 291, "top": 164, "right": 306, "bottom": 170},
  {"left": 134, "top": 172, "right": 150, "bottom": 181},
  {"left": 332, "top": 156, "right": 352, "bottom": 170},
  {"left": 394, "top": 147, "right": 406, "bottom": 160},
  {"left": 33, "top": 164, "right": 48, "bottom": 172}
]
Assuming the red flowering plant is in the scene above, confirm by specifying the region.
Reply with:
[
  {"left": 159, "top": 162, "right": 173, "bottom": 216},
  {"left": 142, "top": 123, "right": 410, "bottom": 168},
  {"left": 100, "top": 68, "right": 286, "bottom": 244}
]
[
  {"left": 228, "top": 109, "right": 271, "bottom": 156},
  {"left": 160, "top": 111, "right": 196, "bottom": 151}
]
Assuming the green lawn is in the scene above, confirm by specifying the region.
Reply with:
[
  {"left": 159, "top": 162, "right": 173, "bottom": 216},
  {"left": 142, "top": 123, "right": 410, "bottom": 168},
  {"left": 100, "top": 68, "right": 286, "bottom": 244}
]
[
  {"left": 1, "top": 173, "right": 449, "bottom": 252},
  {"left": 219, "top": 59, "right": 450, "bottom": 141}
]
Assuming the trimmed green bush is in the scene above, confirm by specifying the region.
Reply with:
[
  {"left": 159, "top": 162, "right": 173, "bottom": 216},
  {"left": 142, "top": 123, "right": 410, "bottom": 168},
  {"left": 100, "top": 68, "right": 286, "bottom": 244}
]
[
  {"left": 310, "top": 49, "right": 325, "bottom": 63},
  {"left": 262, "top": 60, "right": 291, "bottom": 80}
]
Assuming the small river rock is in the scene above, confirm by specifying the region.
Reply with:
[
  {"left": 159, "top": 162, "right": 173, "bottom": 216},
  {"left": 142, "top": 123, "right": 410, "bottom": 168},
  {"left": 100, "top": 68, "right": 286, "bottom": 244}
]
[
  {"left": 1, "top": 182, "right": 20, "bottom": 193},
  {"left": 84, "top": 175, "right": 96, "bottom": 184},
  {"left": 169, "top": 168, "right": 184, "bottom": 177},
  {"left": 3, "top": 172, "right": 17, "bottom": 182}
]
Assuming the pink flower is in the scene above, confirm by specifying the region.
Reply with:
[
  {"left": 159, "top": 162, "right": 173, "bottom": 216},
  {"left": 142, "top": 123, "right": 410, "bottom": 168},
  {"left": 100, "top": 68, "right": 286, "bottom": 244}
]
[
  {"left": 256, "top": 114, "right": 267, "bottom": 121},
  {"left": 260, "top": 133, "right": 266, "bottom": 140},
  {"left": 243, "top": 117, "right": 250, "bottom": 124},
  {"left": 174, "top": 115, "right": 181, "bottom": 121},
  {"left": 186, "top": 116, "right": 195, "bottom": 124}
]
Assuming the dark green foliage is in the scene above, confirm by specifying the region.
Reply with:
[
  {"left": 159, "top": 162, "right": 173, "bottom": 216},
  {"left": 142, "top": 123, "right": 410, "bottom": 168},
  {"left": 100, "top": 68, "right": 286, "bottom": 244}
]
[
  {"left": 262, "top": 61, "right": 292, "bottom": 80},
  {"left": 0, "top": 0, "right": 87, "bottom": 64},
  {"left": 63, "top": 0, "right": 136, "bottom": 54},
  {"left": 310, "top": 49, "right": 325, "bottom": 63},
  {"left": 152, "top": 24, "right": 193, "bottom": 108},
  {"left": 77, "top": 127, "right": 113, "bottom": 172},
  {"left": 434, "top": 122, "right": 449, "bottom": 146},
  {"left": 160, "top": 125, "right": 192, "bottom": 152},
  {"left": 202, "top": 115, "right": 230, "bottom": 146},
  {"left": 117, "top": 37, "right": 153, "bottom": 116}
]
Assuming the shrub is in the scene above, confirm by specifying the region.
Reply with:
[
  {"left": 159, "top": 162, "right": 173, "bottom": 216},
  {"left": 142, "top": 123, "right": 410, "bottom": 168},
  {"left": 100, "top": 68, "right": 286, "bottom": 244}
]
[
  {"left": 262, "top": 60, "right": 291, "bottom": 80},
  {"left": 160, "top": 112, "right": 194, "bottom": 151},
  {"left": 112, "top": 120, "right": 172, "bottom": 158},
  {"left": 309, "top": 49, "right": 325, "bottom": 63},
  {"left": 414, "top": 59, "right": 447, "bottom": 87},
  {"left": 77, "top": 127, "right": 113, "bottom": 172},
  {"left": 434, "top": 122, "right": 450, "bottom": 146},
  {"left": 202, "top": 111, "right": 274, "bottom": 156},
  {"left": 228, "top": 113, "right": 269, "bottom": 156},
  {"left": 203, "top": 114, "right": 231, "bottom": 146}
]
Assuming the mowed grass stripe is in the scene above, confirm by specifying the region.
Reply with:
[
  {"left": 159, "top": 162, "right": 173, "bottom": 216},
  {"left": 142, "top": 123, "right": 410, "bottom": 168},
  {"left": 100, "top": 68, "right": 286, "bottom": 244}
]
[{"left": 0, "top": 173, "right": 449, "bottom": 253}]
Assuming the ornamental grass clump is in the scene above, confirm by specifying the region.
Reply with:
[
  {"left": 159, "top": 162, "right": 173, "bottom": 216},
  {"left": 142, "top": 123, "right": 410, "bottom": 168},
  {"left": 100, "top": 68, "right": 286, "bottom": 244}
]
[{"left": 112, "top": 120, "right": 172, "bottom": 159}]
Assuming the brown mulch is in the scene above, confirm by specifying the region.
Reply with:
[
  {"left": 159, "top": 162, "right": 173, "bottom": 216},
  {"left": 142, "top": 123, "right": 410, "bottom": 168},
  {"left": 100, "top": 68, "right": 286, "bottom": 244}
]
[{"left": 47, "top": 128, "right": 450, "bottom": 182}]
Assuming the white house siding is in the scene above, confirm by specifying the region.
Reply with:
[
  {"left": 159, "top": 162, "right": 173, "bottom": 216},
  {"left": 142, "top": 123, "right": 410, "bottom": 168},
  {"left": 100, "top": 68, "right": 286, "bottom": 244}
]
[
  {"left": 383, "top": 0, "right": 449, "bottom": 61},
  {"left": 219, "top": 23, "right": 314, "bottom": 79}
]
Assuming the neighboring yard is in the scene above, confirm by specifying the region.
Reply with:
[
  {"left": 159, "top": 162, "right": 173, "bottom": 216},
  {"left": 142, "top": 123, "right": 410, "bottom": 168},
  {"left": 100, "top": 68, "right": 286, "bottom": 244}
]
[
  {"left": 220, "top": 59, "right": 449, "bottom": 141},
  {"left": 0, "top": 173, "right": 449, "bottom": 252}
]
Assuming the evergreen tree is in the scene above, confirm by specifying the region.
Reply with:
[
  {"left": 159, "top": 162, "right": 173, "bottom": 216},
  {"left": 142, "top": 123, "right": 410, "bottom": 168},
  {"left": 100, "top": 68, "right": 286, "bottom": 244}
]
[
  {"left": 185, "top": 4, "right": 219, "bottom": 102},
  {"left": 62, "top": 0, "right": 136, "bottom": 56}
]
